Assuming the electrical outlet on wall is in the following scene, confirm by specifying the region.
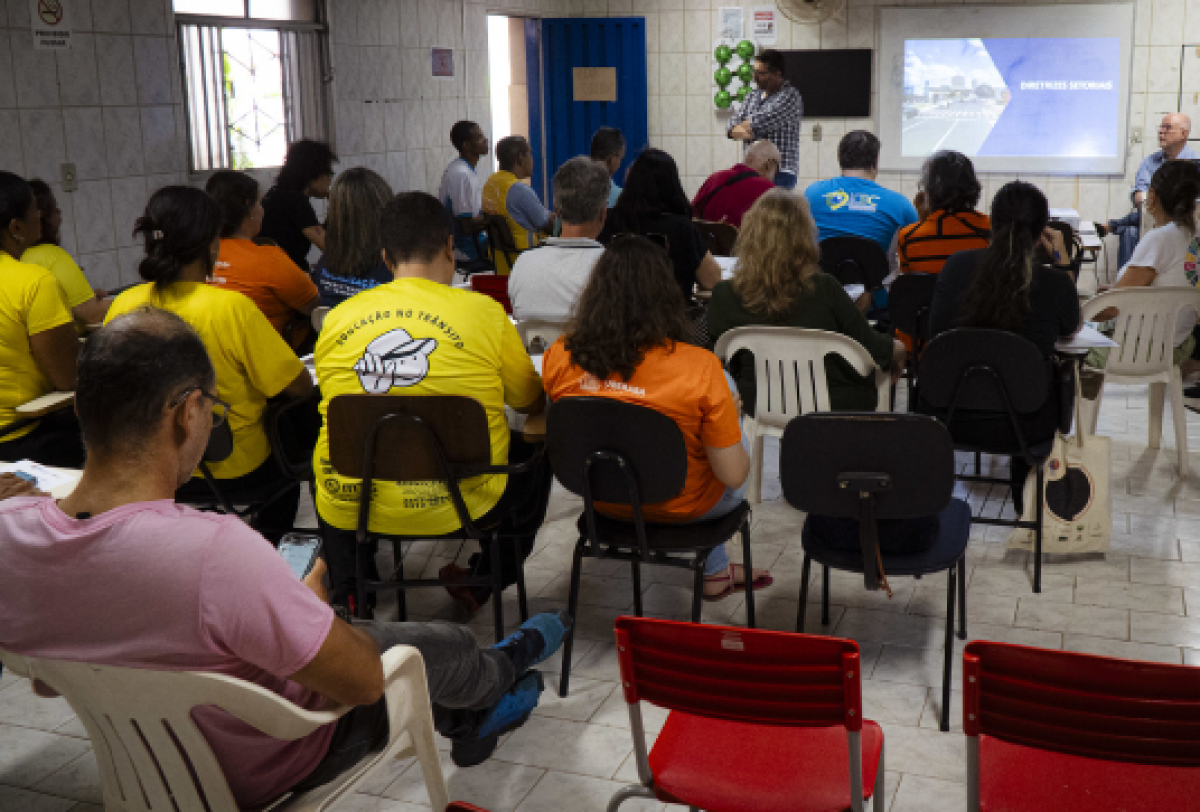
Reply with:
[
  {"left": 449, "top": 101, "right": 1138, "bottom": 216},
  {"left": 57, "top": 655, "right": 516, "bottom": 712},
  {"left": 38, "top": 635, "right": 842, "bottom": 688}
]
[
  {"left": 61, "top": 163, "right": 78, "bottom": 193},
  {"left": 1130, "top": 126, "right": 1143, "bottom": 146},
  {"left": 813, "top": 123, "right": 822, "bottom": 142}
]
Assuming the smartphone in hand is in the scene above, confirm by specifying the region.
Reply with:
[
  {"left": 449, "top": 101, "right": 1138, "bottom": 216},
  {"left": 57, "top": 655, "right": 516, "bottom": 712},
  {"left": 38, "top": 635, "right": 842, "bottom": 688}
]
[{"left": 279, "top": 533, "right": 323, "bottom": 580}]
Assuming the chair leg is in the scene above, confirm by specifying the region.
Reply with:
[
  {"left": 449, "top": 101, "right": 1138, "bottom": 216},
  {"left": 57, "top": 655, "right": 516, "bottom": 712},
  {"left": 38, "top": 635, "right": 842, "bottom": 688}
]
[
  {"left": 355, "top": 534, "right": 369, "bottom": 620},
  {"left": 631, "top": 560, "right": 643, "bottom": 617},
  {"left": 872, "top": 742, "right": 886, "bottom": 811},
  {"left": 489, "top": 531, "right": 504, "bottom": 642},
  {"left": 1170, "top": 369, "right": 1190, "bottom": 478},
  {"left": 691, "top": 555, "right": 706, "bottom": 623},
  {"left": 741, "top": 519, "right": 755, "bottom": 629},
  {"left": 558, "top": 539, "right": 586, "bottom": 697},
  {"left": 514, "top": 542, "right": 529, "bottom": 623},
  {"left": 1034, "top": 466, "right": 1044, "bottom": 595},
  {"left": 797, "top": 554, "right": 812, "bottom": 632},
  {"left": 411, "top": 704, "right": 450, "bottom": 811},
  {"left": 393, "top": 540, "right": 407, "bottom": 623},
  {"left": 941, "top": 565, "right": 956, "bottom": 732},
  {"left": 606, "top": 786, "right": 657, "bottom": 812},
  {"left": 974, "top": 451, "right": 981, "bottom": 476},
  {"left": 747, "top": 428, "right": 765, "bottom": 504},
  {"left": 821, "top": 565, "right": 831, "bottom": 626},
  {"left": 957, "top": 554, "right": 967, "bottom": 640},
  {"left": 1149, "top": 380, "right": 1166, "bottom": 449}
]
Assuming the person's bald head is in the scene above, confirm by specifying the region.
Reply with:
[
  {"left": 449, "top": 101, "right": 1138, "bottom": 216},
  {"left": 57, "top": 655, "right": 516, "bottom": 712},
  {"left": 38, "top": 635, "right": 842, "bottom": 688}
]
[
  {"left": 1159, "top": 113, "right": 1192, "bottom": 156},
  {"left": 77, "top": 308, "right": 215, "bottom": 458},
  {"left": 744, "top": 140, "right": 781, "bottom": 181}
]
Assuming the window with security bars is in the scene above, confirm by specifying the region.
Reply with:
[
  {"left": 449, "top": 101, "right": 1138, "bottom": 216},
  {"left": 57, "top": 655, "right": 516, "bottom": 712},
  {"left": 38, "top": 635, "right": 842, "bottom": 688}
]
[{"left": 175, "top": 0, "right": 331, "bottom": 173}]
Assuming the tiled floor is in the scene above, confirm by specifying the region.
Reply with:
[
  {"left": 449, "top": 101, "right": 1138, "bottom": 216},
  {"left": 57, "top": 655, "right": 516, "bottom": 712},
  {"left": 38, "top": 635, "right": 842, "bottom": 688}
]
[{"left": 8, "top": 378, "right": 1200, "bottom": 811}]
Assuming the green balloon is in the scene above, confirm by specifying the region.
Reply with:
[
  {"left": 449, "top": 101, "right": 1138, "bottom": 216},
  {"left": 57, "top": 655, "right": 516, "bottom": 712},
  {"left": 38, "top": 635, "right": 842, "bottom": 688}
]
[
  {"left": 714, "top": 90, "right": 732, "bottom": 109},
  {"left": 714, "top": 67, "right": 732, "bottom": 87},
  {"left": 737, "top": 62, "right": 754, "bottom": 82},
  {"left": 714, "top": 44, "right": 733, "bottom": 64},
  {"left": 735, "top": 85, "right": 750, "bottom": 102},
  {"left": 736, "top": 39, "right": 756, "bottom": 59}
]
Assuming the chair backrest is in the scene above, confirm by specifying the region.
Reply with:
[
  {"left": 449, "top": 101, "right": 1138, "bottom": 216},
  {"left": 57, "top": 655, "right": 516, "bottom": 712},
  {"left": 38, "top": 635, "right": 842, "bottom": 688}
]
[
  {"left": 484, "top": 213, "right": 524, "bottom": 264},
  {"left": 326, "top": 394, "right": 492, "bottom": 483},
  {"left": 203, "top": 420, "right": 234, "bottom": 463},
  {"left": 888, "top": 273, "right": 939, "bottom": 342},
  {"left": 517, "top": 319, "right": 566, "bottom": 353},
  {"left": 311, "top": 306, "right": 330, "bottom": 333},
  {"left": 615, "top": 616, "right": 863, "bottom": 729},
  {"left": 918, "top": 328, "right": 1048, "bottom": 415},
  {"left": 694, "top": 219, "right": 739, "bottom": 257},
  {"left": 546, "top": 397, "right": 688, "bottom": 506},
  {"left": 1080, "top": 287, "right": 1200, "bottom": 378},
  {"left": 819, "top": 237, "right": 890, "bottom": 291},
  {"left": 713, "top": 326, "right": 885, "bottom": 428},
  {"left": 0, "top": 650, "right": 335, "bottom": 812},
  {"left": 470, "top": 272, "right": 512, "bottom": 314},
  {"left": 964, "top": 641, "right": 1200, "bottom": 767}
]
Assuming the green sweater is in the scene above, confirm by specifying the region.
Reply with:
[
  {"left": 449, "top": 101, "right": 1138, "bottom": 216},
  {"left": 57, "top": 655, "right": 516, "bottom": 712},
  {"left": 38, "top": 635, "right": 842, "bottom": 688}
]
[{"left": 707, "top": 273, "right": 894, "bottom": 413}]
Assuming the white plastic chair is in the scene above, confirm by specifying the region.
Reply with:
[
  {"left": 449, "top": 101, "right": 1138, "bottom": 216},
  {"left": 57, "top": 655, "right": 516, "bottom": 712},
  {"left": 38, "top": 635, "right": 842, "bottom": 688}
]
[
  {"left": 0, "top": 646, "right": 449, "bottom": 812},
  {"left": 1080, "top": 286, "right": 1200, "bottom": 477},
  {"left": 311, "top": 306, "right": 331, "bottom": 333},
  {"left": 516, "top": 319, "right": 566, "bottom": 354},
  {"left": 713, "top": 326, "right": 892, "bottom": 503}
]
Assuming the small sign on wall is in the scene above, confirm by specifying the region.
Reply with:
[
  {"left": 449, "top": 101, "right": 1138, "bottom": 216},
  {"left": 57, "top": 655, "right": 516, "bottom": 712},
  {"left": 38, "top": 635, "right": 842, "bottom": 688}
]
[
  {"left": 431, "top": 47, "right": 454, "bottom": 80},
  {"left": 572, "top": 67, "right": 617, "bottom": 102},
  {"left": 31, "top": 0, "right": 71, "bottom": 49},
  {"left": 751, "top": 6, "right": 776, "bottom": 45}
]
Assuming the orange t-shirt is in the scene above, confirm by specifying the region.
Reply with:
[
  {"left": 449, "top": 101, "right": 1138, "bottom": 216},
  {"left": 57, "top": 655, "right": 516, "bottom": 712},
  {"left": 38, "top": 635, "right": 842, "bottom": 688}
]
[
  {"left": 897, "top": 210, "right": 991, "bottom": 276},
  {"left": 210, "top": 239, "right": 319, "bottom": 340},
  {"left": 542, "top": 338, "right": 743, "bottom": 522}
]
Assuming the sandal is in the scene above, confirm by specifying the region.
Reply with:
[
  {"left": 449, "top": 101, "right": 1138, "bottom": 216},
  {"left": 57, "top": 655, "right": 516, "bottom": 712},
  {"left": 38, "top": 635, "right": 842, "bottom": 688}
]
[{"left": 703, "top": 565, "right": 774, "bottom": 602}]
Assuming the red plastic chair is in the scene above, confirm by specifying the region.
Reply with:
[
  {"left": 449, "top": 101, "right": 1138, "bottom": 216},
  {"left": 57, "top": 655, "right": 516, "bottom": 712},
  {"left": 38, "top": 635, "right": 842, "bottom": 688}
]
[
  {"left": 470, "top": 272, "right": 512, "bottom": 314},
  {"left": 611, "top": 616, "right": 885, "bottom": 812},
  {"left": 964, "top": 641, "right": 1200, "bottom": 811},
  {"left": 445, "top": 804, "right": 489, "bottom": 811}
]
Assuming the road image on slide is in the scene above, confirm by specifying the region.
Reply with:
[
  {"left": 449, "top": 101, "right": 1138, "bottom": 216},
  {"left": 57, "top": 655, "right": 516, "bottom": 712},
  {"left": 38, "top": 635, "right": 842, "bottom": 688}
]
[{"left": 903, "top": 39, "right": 1008, "bottom": 157}]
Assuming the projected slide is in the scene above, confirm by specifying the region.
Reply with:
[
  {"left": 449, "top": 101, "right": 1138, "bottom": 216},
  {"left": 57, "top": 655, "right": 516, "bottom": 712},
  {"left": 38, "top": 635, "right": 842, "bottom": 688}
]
[{"left": 902, "top": 38, "right": 1120, "bottom": 159}]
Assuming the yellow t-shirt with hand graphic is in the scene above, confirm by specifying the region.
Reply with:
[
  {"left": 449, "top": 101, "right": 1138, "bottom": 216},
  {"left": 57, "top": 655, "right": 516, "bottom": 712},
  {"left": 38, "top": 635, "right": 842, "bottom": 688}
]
[{"left": 313, "top": 276, "right": 542, "bottom": 535}]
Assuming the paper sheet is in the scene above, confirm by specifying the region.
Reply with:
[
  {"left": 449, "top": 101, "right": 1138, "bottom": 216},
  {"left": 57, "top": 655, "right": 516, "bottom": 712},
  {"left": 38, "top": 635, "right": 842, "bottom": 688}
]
[
  {"left": 0, "top": 460, "right": 81, "bottom": 497},
  {"left": 715, "top": 256, "right": 737, "bottom": 279},
  {"left": 1055, "top": 324, "right": 1119, "bottom": 352}
]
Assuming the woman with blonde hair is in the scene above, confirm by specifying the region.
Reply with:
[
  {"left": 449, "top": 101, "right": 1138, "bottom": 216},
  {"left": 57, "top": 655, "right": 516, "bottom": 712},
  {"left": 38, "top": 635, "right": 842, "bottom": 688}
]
[
  {"left": 707, "top": 189, "right": 906, "bottom": 412},
  {"left": 312, "top": 167, "right": 395, "bottom": 306}
]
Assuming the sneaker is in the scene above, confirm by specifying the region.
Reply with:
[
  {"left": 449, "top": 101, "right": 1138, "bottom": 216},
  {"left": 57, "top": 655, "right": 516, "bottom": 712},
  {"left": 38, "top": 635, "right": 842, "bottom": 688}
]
[
  {"left": 450, "top": 671, "right": 544, "bottom": 768},
  {"left": 439, "top": 562, "right": 491, "bottom": 618},
  {"left": 494, "top": 611, "right": 573, "bottom": 675}
]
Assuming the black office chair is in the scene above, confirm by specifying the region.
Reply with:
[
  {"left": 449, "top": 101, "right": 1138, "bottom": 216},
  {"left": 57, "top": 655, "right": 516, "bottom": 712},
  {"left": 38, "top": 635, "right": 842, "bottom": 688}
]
[
  {"left": 188, "top": 390, "right": 320, "bottom": 533},
  {"left": 694, "top": 219, "right": 739, "bottom": 256},
  {"left": 484, "top": 214, "right": 527, "bottom": 272},
  {"left": 888, "top": 273, "right": 940, "bottom": 408},
  {"left": 455, "top": 218, "right": 494, "bottom": 277},
  {"left": 917, "top": 329, "right": 1073, "bottom": 594},
  {"left": 819, "top": 236, "right": 890, "bottom": 292},
  {"left": 781, "top": 411, "right": 970, "bottom": 732},
  {"left": 546, "top": 398, "right": 756, "bottom": 696},
  {"left": 325, "top": 394, "right": 547, "bottom": 640}
]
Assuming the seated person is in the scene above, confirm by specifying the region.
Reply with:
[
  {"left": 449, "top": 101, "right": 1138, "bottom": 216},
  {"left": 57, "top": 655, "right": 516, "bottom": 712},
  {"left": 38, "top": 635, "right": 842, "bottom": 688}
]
[
  {"left": 0, "top": 309, "right": 573, "bottom": 803},
  {"left": 105, "top": 186, "right": 312, "bottom": 542},
  {"left": 312, "top": 168, "right": 395, "bottom": 307},
  {"left": 599, "top": 148, "right": 723, "bottom": 305},
  {"left": 897, "top": 150, "right": 991, "bottom": 276},
  {"left": 259, "top": 139, "right": 336, "bottom": 273},
  {"left": 509, "top": 156, "right": 609, "bottom": 323},
  {"left": 590, "top": 126, "right": 626, "bottom": 208},
  {"left": 707, "top": 190, "right": 905, "bottom": 413},
  {"left": 805, "top": 130, "right": 919, "bottom": 277},
  {"left": 481, "top": 135, "right": 554, "bottom": 274},
  {"left": 314, "top": 192, "right": 553, "bottom": 615},
  {"left": 0, "top": 172, "right": 81, "bottom": 467},
  {"left": 926, "top": 181, "right": 1081, "bottom": 510},
  {"left": 439, "top": 120, "right": 489, "bottom": 262},
  {"left": 692, "top": 140, "right": 779, "bottom": 228},
  {"left": 1089, "top": 160, "right": 1200, "bottom": 368},
  {"left": 542, "top": 235, "right": 773, "bottom": 600},
  {"left": 206, "top": 170, "right": 320, "bottom": 348},
  {"left": 25, "top": 179, "right": 110, "bottom": 328}
]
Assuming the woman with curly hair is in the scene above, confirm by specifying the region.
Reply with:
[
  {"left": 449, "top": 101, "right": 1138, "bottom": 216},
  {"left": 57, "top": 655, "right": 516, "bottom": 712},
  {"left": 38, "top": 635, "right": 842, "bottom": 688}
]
[
  {"left": 707, "top": 189, "right": 906, "bottom": 413},
  {"left": 259, "top": 139, "right": 337, "bottom": 273},
  {"left": 541, "top": 235, "right": 772, "bottom": 600}
]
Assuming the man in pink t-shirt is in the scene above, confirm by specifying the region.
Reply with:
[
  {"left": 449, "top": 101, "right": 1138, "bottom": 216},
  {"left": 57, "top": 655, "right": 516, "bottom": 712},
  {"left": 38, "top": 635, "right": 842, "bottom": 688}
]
[
  {"left": 0, "top": 308, "right": 570, "bottom": 807},
  {"left": 692, "top": 140, "right": 780, "bottom": 228}
]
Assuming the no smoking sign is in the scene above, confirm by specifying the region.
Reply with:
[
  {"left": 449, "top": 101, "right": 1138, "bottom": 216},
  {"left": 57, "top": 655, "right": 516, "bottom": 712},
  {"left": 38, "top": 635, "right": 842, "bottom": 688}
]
[{"left": 31, "top": 0, "right": 71, "bottom": 50}]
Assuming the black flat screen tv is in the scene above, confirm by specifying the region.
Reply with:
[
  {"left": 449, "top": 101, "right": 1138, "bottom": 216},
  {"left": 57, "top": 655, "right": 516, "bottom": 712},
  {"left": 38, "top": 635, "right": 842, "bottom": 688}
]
[{"left": 780, "top": 49, "right": 872, "bottom": 118}]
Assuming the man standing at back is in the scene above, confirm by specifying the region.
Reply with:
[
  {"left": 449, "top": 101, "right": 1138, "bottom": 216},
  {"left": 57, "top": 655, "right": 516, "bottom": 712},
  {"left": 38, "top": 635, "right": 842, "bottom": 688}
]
[
  {"left": 589, "top": 126, "right": 626, "bottom": 208},
  {"left": 510, "top": 157, "right": 610, "bottom": 323},
  {"left": 727, "top": 49, "right": 803, "bottom": 190},
  {"left": 693, "top": 140, "right": 780, "bottom": 227},
  {"left": 481, "top": 136, "right": 555, "bottom": 274},
  {"left": 805, "top": 130, "right": 919, "bottom": 276},
  {"left": 314, "top": 192, "right": 553, "bottom": 618},
  {"left": 438, "top": 120, "right": 490, "bottom": 262}
]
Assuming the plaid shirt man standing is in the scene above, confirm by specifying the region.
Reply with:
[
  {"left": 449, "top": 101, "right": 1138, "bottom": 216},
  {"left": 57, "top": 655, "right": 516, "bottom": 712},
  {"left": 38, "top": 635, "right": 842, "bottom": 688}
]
[{"left": 727, "top": 49, "right": 804, "bottom": 190}]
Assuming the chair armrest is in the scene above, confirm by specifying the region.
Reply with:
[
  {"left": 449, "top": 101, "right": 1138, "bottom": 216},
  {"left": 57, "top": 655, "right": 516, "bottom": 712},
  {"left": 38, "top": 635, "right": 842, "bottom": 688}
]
[
  {"left": 15, "top": 391, "right": 74, "bottom": 417},
  {"left": 873, "top": 367, "right": 892, "bottom": 412}
]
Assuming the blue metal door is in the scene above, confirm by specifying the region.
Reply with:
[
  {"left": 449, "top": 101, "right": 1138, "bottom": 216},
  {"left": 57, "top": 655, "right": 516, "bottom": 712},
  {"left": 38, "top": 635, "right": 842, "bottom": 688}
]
[{"left": 540, "top": 17, "right": 647, "bottom": 208}]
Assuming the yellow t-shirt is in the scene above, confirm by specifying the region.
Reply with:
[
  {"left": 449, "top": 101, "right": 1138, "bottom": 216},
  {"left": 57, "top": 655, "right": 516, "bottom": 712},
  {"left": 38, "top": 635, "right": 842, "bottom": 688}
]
[
  {"left": 314, "top": 277, "right": 543, "bottom": 535},
  {"left": 22, "top": 244, "right": 95, "bottom": 312},
  {"left": 105, "top": 281, "right": 305, "bottom": 479},
  {"left": 0, "top": 254, "right": 73, "bottom": 441}
]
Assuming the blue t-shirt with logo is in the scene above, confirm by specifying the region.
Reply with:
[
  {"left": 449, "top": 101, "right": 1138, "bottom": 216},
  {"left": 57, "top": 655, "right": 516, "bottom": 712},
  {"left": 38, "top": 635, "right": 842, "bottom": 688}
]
[{"left": 804, "top": 177, "right": 919, "bottom": 254}]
